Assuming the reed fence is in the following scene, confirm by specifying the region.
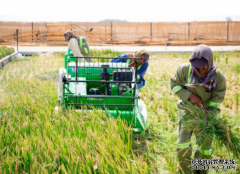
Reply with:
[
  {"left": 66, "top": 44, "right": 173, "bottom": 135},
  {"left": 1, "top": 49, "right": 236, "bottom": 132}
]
[{"left": 0, "top": 21, "right": 240, "bottom": 46}]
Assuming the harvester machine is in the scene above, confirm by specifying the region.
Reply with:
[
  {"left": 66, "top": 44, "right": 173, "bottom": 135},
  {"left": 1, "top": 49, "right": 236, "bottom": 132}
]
[{"left": 58, "top": 50, "right": 147, "bottom": 133}]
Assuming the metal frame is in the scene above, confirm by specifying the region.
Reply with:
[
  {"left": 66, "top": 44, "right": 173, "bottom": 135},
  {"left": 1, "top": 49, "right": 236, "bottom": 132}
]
[{"left": 63, "top": 56, "right": 140, "bottom": 109}]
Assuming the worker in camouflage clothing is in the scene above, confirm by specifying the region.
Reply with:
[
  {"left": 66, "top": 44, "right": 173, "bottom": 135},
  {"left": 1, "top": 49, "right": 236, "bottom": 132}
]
[
  {"left": 64, "top": 30, "right": 92, "bottom": 62},
  {"left": 170, "top": 45, "right": 226, "bottom": 174}
]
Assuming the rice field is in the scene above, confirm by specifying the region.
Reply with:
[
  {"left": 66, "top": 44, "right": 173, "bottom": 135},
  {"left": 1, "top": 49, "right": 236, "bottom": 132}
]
[
  {"left": 0, "top": 46, "right": 14, "bottom": 59},
  {"left": 0, "top": 50, "right": 240, "bottom": 173}
]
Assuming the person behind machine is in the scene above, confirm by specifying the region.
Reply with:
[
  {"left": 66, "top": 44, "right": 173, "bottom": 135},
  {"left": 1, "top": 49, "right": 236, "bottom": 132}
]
[
  {"left": 111, "top": 49, "right": 149, "bottom": 89},
  {"left": 64, "top": 30, "right": 92, "bottom": 62}
]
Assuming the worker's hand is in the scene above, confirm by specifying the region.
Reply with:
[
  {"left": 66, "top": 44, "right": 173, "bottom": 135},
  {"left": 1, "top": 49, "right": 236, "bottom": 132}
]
[
  {"left": 128, "top": 60, "right": 137, "bottom": 67},
  {"left": 126, "top": 53, "right": 133, "bottom": 58},
  {"left": 188, "top": 93, "right": 202, "bottom": 107}
]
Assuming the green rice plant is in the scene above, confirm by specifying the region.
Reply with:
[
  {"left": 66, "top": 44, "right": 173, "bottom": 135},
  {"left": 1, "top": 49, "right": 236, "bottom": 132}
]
[
  {"left": 90, "top": 49, "right": 123, "bottom": 58},
  {"left": 230, "top": 50, "right": 240, "bottom": 58},
  {"left": 181, "top": 103, "right": 240, "bottom": 158},
  {"left": 90, "top": 49, "right": 123, "bottom": 62},
  {"left": 213, "top": 53, "right": 217, "bottom": 62},
  {"left": 230, "top": 50, "right": 240, "bottom": 53},
  {"left": 180, "top": 53, "right": 185, "bottom": 59},
  {"left": 232, "top": 64, "right": 240, "bottom": 73},
  {"left": 1, "top": 51, "right": 240, "bottom": 173},
  {"left": 0, "top": 46, "right": 14, "bottom": 59},
  {"left": 36, "top": 70, "right": 59, "bottom": 82},
  {"left": 236, "top": 93, "right": 239, "bottom": 112},
  {"left": 172, "top": 53, "right": 179, "bottom": 58},
  {"left": 182, "top": 53, "right": 190, "bottom": 60},
  {"left": 0, "top": 76, "right": 152, "bottom": 173},
  {"left": 213, "top": 51, "right": 221, "bottom": 63},
  {"left": 225, "top": 53, "right": 229, "bottom": 64},
  {"left": 53, "top": 52, "right": 65, "bottom": 57},
  {"left": 161, "top": 96, "right": 177, "bottom": 122},
  {"left": 31, "top": 53, "right": 40, "bottom": 58}
]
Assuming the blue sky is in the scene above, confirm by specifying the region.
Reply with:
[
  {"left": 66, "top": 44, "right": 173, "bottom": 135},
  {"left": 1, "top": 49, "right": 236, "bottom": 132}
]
[{"left": 1, "top": 0, "right": 240, "bottom": 22}]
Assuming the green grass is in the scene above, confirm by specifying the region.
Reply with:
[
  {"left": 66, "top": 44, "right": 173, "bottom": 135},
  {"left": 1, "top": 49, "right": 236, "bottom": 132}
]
[
  {"left": 232, "top": 64, "right": 240, "bottom": 73},
  {"left": 0, "top": 46, "right": 14, "bottom": 59},
  {"left": 0, "top": 49, "right": 240, "bottom": 173},
  {"left": 90, "top": 49, "right": 123, "bottom": 57}
]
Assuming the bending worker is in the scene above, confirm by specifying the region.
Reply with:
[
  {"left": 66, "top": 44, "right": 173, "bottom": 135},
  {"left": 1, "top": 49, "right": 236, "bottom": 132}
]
[
  {"left": 64, "top": 30, "right": 92, "bottom": 62},
  {"left": 111, "top": 49, "right": 149, "bottom": 89},
  {"left": 170, "top": 45, "right": 226, "bottom": 174}
]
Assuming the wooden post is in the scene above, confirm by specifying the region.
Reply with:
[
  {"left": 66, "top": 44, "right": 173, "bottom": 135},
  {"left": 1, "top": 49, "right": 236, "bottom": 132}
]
[
  {"left": 16, "top": 29, "right": 19, "bottom": 51},
  {"left": 227, "top": 21, "right": 229, "bottom": 41},
  {"left": 188, "top": 22, "right": 190, "bottom": 40}
]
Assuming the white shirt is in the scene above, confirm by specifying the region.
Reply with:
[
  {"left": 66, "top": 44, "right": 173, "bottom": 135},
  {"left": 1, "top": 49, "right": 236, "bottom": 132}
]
[{"left": 68, "top": 38, "right": 83, "bottom": 57}]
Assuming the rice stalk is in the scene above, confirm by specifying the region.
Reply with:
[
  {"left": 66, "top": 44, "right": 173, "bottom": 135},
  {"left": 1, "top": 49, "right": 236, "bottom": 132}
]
[{"left": 181, "top": 103, "right": 240, "bottom": 158}]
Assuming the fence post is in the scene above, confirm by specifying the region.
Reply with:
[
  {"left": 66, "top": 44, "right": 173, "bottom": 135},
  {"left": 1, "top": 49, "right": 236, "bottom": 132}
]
[
  {"left": 188, "top": 22, "right": 190, "bottom": 40},
  {"left": 16, "top": 29, "right": 19, "bottom": 52}
]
